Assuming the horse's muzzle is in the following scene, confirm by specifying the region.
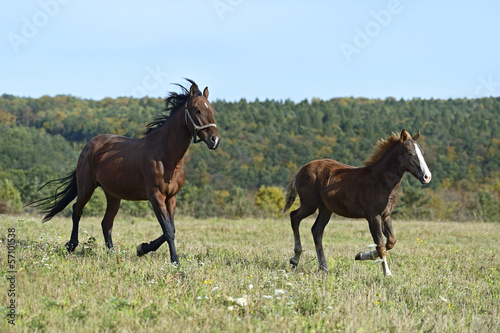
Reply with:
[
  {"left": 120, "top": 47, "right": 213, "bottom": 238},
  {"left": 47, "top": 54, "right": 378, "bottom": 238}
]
[
  {"left": 419, "top": 172, "right": 432, "bottom": 184},
  {"left": 206, "top": 134, "right": 220, "bottom": 150}
]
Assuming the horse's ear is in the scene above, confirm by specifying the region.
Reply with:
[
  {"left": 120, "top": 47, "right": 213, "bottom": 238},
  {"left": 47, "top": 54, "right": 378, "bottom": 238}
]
[
  {"left": 412, "top": 130, "right": 420, "bottom": 141},
  {"left": 203, "top": 87, "right": 209, "bottom": 99},
  {"left": 400, "top": 129, "right": 408, "bottom": 142},
  {"left": 190, "top": 83, "right": 200, "bottom": 96}
]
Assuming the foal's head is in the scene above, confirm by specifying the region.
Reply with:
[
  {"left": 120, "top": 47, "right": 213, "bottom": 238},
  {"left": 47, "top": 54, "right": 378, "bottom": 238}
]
[
  {"left": 398, "top": 129, "right": 432, "bottom": 184},
  {"left": 185, "top": 81, "right": 220, "bottom": 149}
]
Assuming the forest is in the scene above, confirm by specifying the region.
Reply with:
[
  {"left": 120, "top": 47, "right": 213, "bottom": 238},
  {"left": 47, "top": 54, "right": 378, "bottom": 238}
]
[{"left": 0, "top": 93, "right": 498, "bottom": 221}]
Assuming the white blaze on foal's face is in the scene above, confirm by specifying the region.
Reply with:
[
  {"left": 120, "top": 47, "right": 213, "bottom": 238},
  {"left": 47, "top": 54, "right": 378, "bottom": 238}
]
[{"left": 414, "top": 144, "right": 432, "bottom": 183}]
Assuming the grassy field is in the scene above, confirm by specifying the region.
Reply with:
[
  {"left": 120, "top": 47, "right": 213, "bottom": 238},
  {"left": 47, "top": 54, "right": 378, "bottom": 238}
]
[{"left": 1, "top": 214, "right": 499, "bottom": 332}]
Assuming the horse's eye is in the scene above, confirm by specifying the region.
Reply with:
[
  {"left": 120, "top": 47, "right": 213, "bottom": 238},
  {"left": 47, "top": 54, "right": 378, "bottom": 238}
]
[
  {"left": 196, "top": 109, "right": 201, "bottom": 115},
  {"left": 408, "top": 152, "right": 413, "bottom": 156}
]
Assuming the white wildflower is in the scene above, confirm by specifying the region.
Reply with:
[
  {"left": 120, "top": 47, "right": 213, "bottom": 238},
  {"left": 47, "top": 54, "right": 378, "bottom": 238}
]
[{"left": 274, "top": 289, "right": 286, "bottom": 296}]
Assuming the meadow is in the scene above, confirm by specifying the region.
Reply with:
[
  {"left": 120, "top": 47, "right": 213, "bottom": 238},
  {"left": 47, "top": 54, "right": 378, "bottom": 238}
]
[{"left": 1, "top": 214, "right": 499, "bottom": 332}]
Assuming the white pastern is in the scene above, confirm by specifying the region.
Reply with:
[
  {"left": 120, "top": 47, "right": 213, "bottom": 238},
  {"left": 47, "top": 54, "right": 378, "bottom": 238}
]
[
  {"left": 383, "top": 259, "right": 392, "bottom": 276},
  {"left": 415, "top": 144, "right": 432, "bottom": 182}
]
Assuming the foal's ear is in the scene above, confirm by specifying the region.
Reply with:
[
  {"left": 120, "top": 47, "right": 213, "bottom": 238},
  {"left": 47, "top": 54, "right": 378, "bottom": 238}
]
[
  {"left": 400, "top": 129, "right": 409, "bottom": 142},
  {"left": 412, "top": 130, "right": 420, "bottom": 141},
  {"left": 203, "top": 87, "right": 209, "bottom": 99}
]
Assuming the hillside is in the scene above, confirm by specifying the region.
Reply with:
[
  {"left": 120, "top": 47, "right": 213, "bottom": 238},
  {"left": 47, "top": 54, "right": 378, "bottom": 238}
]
[{"left": 0, "top": 94, "right": 498, "bottom": 220}]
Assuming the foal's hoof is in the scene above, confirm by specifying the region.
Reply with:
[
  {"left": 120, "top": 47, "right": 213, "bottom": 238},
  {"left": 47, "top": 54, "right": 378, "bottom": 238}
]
[
  {"left": 137, "top": 243, "right": 147, "bottom": 257},
  {"left": 65, "top": 241, "right": 78, "bottom": 253},
  {"left": 355, "top": 252, "right": 362, "bottom": 260}
]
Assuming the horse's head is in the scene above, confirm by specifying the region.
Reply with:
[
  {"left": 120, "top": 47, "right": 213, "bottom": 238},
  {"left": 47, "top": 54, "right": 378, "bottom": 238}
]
[
  {"left": 185, "top": 82, "right": 220, "bottom": 149},
  {"left": 398, "top": 129, "right": 432, "bottom": 184}
]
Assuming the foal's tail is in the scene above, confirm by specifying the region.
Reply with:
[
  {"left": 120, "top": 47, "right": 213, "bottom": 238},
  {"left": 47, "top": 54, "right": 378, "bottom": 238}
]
[
  {"left": 29, "top": 170, "right": 78, "bottom": 222},
  {"left": 282, "top": 173, "right": 298, "bottom": 214}
]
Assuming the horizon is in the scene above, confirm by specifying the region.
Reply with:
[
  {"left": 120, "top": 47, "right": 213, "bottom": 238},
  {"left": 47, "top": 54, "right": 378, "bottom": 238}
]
[{"left": 3, "top": 91, "right": 498, "bottom": 103}]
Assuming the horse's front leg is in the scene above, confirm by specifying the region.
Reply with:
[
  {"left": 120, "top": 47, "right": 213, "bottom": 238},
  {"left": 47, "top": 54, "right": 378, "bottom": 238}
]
[
  {"left": 137, "top": 192, "right": 179, "bottom": 264},
  {"left": 165, "top": 196, "right": 178, "bottom": 263},
  {"left": 356, "top": 216, "right": 392, "bottom": 276}
]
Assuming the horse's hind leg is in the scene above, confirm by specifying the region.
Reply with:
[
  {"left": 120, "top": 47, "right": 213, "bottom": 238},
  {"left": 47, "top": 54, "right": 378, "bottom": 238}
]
[
  {"left": 67, "top": 182, "right": 96, "bottom": 252},
  {"left": 290, "top": 202, "right": 317, "bottom": 268},
  {"left": 311, "top": 203, "right": 333, "bottom": 272},
  {"left": 101, "top": 191, "right": 121, "bottom": 251}
]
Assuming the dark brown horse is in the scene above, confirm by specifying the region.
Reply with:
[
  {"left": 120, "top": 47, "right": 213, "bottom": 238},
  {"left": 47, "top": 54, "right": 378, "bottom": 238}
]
[
  {"left": 32, "top": 79, "right": 220, "bottom": 264},
  {"left": 282, "top": 130, "right": 431, "bottom": 276}
]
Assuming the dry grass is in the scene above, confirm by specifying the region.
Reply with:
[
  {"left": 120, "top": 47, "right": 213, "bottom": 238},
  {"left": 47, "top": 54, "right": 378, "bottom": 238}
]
[{"left": 1, "top": 214, "right": 499, "bottom": 332}]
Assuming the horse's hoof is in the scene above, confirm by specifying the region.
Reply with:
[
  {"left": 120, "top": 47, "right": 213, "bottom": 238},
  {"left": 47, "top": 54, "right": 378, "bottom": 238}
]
[
  {"left": 65, "top": 241, "right": 78, "bottom": 253},
  {"left": 355, "top": 252, "right": 362, "bottom": 260},
  {"left": 289, "top": 258, "right": 298, "bottom": 268},
  {"left": 319, "top": 265, "right": 329, "bottom": 273},
  {"left": 137, "top": 243, "right": 147, "bottom": 257}
]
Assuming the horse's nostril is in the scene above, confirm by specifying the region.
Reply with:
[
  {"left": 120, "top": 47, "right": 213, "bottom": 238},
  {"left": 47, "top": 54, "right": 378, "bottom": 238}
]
[{"left": 209, "top": 135, "right": 220, "bottom": 149}]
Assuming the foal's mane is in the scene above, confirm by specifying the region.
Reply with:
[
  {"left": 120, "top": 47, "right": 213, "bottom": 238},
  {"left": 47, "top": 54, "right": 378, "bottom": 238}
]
[
  {"left": 145, "top": 79, "right": 201, "bottom": 134},
  {"left": 363, "top": 131, "right": 411, "bottom": 166}
]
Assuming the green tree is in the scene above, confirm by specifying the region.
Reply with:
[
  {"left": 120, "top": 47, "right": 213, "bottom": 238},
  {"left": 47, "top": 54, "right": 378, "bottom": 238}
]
[
  {"left": 0, "top": 179, "right": 22, "bottom": 213},
  {"left": 255, "top": 186, "right": 285, "bottom": 218},
  {"left": 472, "top": 190, "right": 500, "bottom": 222}
]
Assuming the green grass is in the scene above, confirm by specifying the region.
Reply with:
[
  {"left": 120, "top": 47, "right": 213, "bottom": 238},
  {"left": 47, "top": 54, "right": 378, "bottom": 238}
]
[{"left": 1, "top": 214, "right": 499, "bottom": 332}]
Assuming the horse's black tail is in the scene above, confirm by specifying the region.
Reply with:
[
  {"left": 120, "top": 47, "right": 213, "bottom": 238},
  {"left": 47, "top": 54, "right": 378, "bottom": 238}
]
[{"left": 29, "top": 170, "right": 78, "bottom": 222}]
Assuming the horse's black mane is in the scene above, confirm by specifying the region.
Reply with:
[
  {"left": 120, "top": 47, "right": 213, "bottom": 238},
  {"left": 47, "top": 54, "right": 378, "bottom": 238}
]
[{"left": 145, "top": 78, "right": 201, "bottom": 134}]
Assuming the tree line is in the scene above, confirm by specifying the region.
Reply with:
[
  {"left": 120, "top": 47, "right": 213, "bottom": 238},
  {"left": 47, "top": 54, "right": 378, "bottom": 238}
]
[{"left": 0, "top": 93, "right": 498, "bottom": 221}]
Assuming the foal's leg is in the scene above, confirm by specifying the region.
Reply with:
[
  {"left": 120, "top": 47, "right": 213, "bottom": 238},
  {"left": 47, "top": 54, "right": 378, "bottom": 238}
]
[
  {"left": 311, "top": 203, "right": 333, "bottom": 272},
  {"left": 290, "top": 203, "right": 317, "bottom": 268},
  {"left": 382, "top": 216, "right": 397, "bottom": 252},
  {"left": 101, "top": 191, "right": 121, "bottom": 251},
  {"left": 137, "top": 192, "right": 179, "bottom": 264},
  {"left": 362, "top": 216, "right": 392, "bottom": 276}
]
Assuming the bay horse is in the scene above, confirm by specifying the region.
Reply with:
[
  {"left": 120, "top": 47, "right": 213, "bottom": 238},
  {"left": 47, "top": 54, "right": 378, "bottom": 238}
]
[
  {"left": 32, "top": 79, "right": 220, "bottom": 264},
  {"left": 282, "top": 130, "right": 431, "bottom": 276}
]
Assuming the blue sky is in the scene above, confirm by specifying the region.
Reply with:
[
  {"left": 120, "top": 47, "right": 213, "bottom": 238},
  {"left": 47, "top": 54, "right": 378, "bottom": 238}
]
[{"left": 1, "top": 0, "right": 499, "bottom": 102}]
